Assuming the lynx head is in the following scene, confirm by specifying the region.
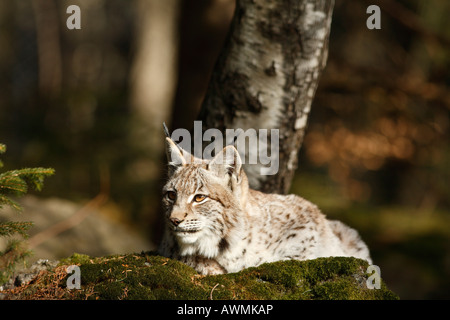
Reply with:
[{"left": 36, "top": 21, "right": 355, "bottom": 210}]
[{"left": 162, "top": 137, "right": 248, "bottom": 258}]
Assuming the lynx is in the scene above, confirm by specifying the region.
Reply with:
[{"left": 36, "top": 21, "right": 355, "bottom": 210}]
[{"left": 158, "top": 137, "right": 372, "bottom": 275}]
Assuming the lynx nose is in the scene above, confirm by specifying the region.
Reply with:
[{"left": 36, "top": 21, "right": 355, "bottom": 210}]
[{"left": 170, "top": 217, "right": 183, "bottom": 226}]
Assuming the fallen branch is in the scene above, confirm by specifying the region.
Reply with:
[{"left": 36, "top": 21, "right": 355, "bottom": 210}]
[{"left": 27, "top": 166, "right": 110, "bottom": 249}]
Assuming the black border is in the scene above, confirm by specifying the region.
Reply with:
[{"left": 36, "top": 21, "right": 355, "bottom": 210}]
[{"left": 1, "top": 300, "right": 442, "bottom": 318}]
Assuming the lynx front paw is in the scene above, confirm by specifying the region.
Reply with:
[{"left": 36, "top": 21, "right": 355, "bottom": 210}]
[{"left": 192, "top": 257, "right": 227, "bottom": 275}]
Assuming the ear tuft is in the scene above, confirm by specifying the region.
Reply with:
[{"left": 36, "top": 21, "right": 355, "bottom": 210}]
[{"left": 165, "top": 137, "right": 186, "bottom": 173}]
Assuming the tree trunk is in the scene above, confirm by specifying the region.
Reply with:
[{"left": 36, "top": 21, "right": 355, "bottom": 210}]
[
  {"left": 198, "top": 0, "right": 335, "bottom": 194},
  {"left": 129, "top": 0, "right": 180, "bottom": 155}
]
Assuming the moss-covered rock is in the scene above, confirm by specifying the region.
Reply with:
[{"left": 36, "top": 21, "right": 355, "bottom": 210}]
[{"left": 1, "top": 252, "right": 399, "bottom": 300}]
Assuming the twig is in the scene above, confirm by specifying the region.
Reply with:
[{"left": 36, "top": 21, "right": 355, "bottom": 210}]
[
  {"left": 27, "top": 165, "right": 110, "bottom": 249},
  {"left": 209, "top": 283, "right": 219, "bottom": 300},
  {"left": 27, "top": 193, "right": 108, "bottom": 249}
]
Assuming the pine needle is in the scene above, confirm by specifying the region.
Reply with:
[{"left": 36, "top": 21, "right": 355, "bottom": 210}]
[
  {"left": 0, "top": 221, "right": 34, "bottom": 237},
  {"left": 0, "top": 143, "right": 55, "bottom": 285}
]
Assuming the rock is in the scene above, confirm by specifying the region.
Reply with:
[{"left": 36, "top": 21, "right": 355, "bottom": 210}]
[
  {"left": 14, "top": 259, "right": 59, "bottom": 286},
  {"left": 0, "top": 252, "right": 399, "bottom": 300},
  {"left": 0, "top": 195, "right": 154, "bottom": 263},
  {"left": 0, "top": 258, "right": 59, "bottom": 296}
]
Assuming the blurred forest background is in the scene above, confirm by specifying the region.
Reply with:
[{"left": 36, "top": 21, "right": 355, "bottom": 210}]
[{"left": 0, "top": 0, "right": 449, "bottom": 299}]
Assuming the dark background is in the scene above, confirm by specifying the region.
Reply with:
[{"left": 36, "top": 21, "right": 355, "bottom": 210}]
[{"left": 0, "top": 0, "right": 449, "bottom": 299}]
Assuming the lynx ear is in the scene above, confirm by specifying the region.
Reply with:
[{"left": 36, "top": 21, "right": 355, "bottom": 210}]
[
  {"left": 208, "top": 145, "right": 242, "bottom": 181},
  {"left": 165, "top": 137, "right": 186, "bottom": 170}
]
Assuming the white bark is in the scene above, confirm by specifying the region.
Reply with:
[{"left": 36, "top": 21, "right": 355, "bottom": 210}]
[{"left": 199, "top": 0, "right": 335, "bottom": 193}]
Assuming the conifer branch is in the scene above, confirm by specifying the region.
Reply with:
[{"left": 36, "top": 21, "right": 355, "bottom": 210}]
[{"left": 0, "top": 142, "right": 55, "bottom": 285}]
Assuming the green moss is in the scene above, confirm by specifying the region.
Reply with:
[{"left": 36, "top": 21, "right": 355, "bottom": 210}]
[
  {"left": 59, "top": 253, "right": 92, "bottom": 265},
  {"left": 4, "top": 252, "right": 399, "bottom": 300}
]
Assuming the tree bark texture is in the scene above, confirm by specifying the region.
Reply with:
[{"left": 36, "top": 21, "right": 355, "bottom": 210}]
[{"left": 198, "top": 0, "right": 335, "bottom": 194}]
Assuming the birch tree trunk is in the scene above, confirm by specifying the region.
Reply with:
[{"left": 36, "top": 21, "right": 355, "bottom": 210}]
[{"left": 198, "top": 0, "right": 335, "bottom": 194}]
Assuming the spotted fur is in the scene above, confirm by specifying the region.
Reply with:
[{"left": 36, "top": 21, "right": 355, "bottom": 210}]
[{"left": 158, "top": 137, "right": 372, "bottom": 275}]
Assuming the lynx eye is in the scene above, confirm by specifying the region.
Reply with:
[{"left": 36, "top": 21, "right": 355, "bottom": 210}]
[
  {"left": 193, "top": 194, "right": 207, "bottom": 203},
  {"left": 166, "top": 191, "right": 177, "bottom": 201}
]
